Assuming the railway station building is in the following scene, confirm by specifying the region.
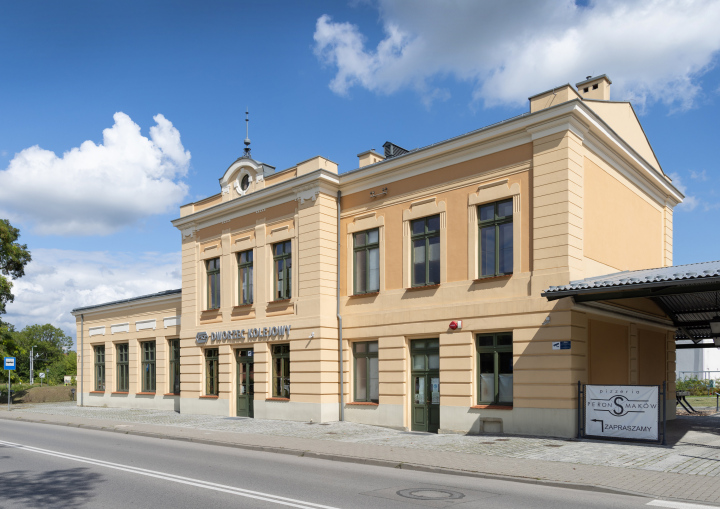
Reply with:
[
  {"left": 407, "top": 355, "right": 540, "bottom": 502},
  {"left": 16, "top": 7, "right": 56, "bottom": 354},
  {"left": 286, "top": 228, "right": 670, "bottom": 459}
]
[{"left": 72, "top": 75, "right": 687, "bottom": 437}]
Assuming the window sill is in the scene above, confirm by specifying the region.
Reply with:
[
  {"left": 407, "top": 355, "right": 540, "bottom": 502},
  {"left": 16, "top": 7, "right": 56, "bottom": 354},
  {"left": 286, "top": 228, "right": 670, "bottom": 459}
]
[
  {"left": 269, "top": 299, "right": 292, "bottom": 304},
  {"left": 200, "top": 309, "right": 222, "bottom": 321},
  {"left": 349, "top": 292, "right": 379, "bottom": 298},
  {"left": 163, "top": 393, "right": 180, "bottom": 397},
  {"left": 136, "top": 392, "right": 156, "bottom": 396},
  {"left": 470, "top": 404, "right": 513, "bottom": 410},
  {"left": 199, "top": 395, "right": 219, "bottom": 399},
  {"left": 233, "top": 303, "right": 254, "bottom": 309},
  {"left": 111, "top": 391, "right": 129, "bottom": 395},
  {"left": 474, "top": 274, "right": 512, "bottom": 282},
  {"left": 266, "top": 397, "right": 290, "bottom": 402},
  {"left": 406, "top": 283, "right": 440, "bottom": 291},
  {"left": 346, "top": 402, "right": 378, "bottom": 406}
]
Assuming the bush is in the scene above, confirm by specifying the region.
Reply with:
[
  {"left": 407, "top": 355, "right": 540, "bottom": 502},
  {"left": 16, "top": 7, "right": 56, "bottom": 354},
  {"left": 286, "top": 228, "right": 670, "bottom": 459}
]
[{"left": 676, "top": 377, "right": 720, "bottom": 396}]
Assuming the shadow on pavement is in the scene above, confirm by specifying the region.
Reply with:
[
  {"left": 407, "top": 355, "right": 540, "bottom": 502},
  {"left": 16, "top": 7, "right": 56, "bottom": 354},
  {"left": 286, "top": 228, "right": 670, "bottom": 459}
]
[{"left": 0, "top": 467, "right": 102, "bottom": 508}]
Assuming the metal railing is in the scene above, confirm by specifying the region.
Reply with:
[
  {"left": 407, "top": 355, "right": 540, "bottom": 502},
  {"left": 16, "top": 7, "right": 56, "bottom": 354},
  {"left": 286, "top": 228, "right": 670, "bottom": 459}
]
[{"left": 678, "top": 371, "right": 720, "bottom": 380}]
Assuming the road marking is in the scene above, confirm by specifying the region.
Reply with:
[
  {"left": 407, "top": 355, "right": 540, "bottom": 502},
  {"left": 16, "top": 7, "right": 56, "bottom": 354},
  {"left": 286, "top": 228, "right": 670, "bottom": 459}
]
[
  {"left": 0, "top": 439, "right": 340, "bottom": 509},
  {"left": 648, "top": 500, "right": 717, "bottom": 509}
]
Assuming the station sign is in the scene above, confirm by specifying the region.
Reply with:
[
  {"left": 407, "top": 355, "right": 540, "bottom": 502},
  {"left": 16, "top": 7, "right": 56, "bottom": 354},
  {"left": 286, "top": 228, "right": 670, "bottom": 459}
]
[
  {"left": 3, "top": 357, "right": 16, "bottom": 370},
  {"left": 196, "top": 324, "right": 291, "bottom": 344}
]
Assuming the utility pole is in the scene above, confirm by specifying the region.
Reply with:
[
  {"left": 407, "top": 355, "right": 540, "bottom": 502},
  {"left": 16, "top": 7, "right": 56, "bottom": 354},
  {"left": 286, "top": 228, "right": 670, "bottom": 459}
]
[{"left": 30, "top": 346, "right": 34, "bottom": 384}]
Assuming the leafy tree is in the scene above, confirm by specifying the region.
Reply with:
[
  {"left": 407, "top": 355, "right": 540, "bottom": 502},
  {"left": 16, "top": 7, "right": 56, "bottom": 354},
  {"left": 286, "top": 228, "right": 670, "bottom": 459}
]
[
  {"left": 0, "top": 219, "right": 32, "bottom": 322},
  {"left": 13, "top": 324, "right": 73, "bottom": 382}
]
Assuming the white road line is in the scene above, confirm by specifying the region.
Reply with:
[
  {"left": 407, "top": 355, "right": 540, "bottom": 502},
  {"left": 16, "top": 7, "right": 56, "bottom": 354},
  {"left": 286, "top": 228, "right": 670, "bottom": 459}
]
[
  {"left": 0, "top": 439, "right": 340, "bottom": 509},
  {"left": 648, "top": 500, "right": 718, "bottom": 509}
]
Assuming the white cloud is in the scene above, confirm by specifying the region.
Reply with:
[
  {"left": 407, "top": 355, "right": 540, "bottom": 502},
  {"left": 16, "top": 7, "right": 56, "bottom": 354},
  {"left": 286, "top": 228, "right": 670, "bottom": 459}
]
[
  {"left": 314, "top": 0, "right": 720, "bottom": 109},
  {"left": 690, "top": 169, "right": 708, "bottom": 181},
  {"left": 3, "top": 248, "right": 181, "bottom": 346},
  {"left": 669, "top": 172, "right": 698, "bottom": 211},
  {"left": 0, "top": 113, "right": 191, "bottom": 236}
]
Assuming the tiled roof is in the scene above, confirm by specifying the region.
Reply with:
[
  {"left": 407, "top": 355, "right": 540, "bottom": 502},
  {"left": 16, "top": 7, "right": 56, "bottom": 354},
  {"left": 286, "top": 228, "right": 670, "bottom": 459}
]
[
  {"left": 72, "top": 289, "right": 181, "bottom": 313},
  {"left": 543, "top": 260, "right": 720, "bottom": 296}
]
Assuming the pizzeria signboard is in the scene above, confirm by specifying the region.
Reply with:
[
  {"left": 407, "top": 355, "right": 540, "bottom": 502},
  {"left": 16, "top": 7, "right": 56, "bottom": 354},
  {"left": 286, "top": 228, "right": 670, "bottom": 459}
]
[{"left": 584, "top": 385, "right": 661, "bottom": 441}]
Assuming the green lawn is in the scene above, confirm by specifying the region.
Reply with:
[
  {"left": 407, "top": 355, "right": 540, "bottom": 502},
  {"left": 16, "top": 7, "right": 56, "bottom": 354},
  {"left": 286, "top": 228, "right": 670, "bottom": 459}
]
[{"left": 683, "top": 395, "right": 719, "bottom": 409}]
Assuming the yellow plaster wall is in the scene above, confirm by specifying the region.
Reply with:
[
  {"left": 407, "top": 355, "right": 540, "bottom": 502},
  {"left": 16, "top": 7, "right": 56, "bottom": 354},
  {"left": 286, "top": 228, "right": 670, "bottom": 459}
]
[{"left": 584, "top": 157, "right": 663, "bottom": 271}]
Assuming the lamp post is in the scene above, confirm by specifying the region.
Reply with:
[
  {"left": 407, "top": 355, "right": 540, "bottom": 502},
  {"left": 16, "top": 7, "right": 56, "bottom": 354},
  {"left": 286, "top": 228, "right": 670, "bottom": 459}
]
[{"left": 30, "top": 346, "right": 36, "bottom": 384}]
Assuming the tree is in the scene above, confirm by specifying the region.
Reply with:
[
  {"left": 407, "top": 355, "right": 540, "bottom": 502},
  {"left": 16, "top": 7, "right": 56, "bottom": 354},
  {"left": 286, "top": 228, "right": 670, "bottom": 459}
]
[
  {"left": 13, "top": 324, "right": 73, "bottom": 382},
  {"left": 0, "top": 219, "right": 32, "bottom": 323}
]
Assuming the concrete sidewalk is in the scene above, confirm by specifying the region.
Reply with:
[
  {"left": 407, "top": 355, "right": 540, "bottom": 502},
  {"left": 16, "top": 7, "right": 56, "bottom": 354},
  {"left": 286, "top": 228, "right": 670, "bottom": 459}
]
[{"left": 2, "top": 403, "right": 720, "bottom": 505}]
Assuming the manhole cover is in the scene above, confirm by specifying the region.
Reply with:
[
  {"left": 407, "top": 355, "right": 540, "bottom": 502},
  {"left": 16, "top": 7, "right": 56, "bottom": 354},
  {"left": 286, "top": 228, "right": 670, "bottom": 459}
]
[{"left": 396, "top": 488, "right": 465, "bottom": 501}]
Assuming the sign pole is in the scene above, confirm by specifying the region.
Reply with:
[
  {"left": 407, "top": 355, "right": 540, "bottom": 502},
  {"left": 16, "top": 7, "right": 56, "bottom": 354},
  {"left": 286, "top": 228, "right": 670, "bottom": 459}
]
[{"left": 7, "top": 370, "right": 10, "bottom": 411}]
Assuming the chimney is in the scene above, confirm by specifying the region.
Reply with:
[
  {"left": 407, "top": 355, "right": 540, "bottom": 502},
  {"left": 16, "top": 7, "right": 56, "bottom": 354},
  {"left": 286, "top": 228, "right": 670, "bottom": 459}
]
[
  {"left": 382, "top": 141, "right": 409, "bottom": 159},
  {"left": 357, "top": 149, "right": 384, "bottom": 168},
  {"left": 576, "top": 74, "right": 611, "bottom": 101}
]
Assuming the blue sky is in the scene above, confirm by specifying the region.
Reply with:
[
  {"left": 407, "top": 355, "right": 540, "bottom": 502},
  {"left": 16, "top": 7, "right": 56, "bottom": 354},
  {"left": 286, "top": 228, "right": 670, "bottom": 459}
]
[{"left": 1, "top": 0, "right": 719, "bottom": 339}]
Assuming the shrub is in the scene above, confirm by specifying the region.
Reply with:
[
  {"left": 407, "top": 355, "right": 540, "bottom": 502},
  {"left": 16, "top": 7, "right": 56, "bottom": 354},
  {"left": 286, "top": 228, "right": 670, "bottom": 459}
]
[{"left": 676, "top": 377, "right": 720, "bottom": 396}]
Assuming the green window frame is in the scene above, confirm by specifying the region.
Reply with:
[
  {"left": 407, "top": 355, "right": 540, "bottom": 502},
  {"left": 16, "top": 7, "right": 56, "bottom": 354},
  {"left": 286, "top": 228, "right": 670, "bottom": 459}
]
[
  {"left": 272, "top": 344, "right": 290, "bottom": 398},
  {"left": 353, "top": 229, "right": 380, "bottom": 295},
  {"left": 141, "top": 341, "right": 156, "bottom": 393},
  {"left": 478, "top": 199, "right": 513, "bottom": 278},
  {"left": 411, "top": 215, "right": 440, "bottom": 287},
  {"left": 353, "top": 341, "right": 379, "bottom": 403},
  {"left": 273, "top": 241, "right": 292, "bottom": 301},
  {"left": 169, "top": 339, "right": 180, "bottom": 395},
  {"left": 94, "top": 345, "right": 105, "bottom": 391},
  {"left": 206, "top": 257, "right": 221, "bottom": 310},
  {"left": 116, "top": 343, "right": 129, "bottom": 392},
  {"left": 205, "top": 348, "right": 219, "bottom": 396},
  {"left": 238, "top": 250, "right": 253, "bottom": 305},
  {"left": 476, "top": 332, "right": 513, "bottom": 405}
]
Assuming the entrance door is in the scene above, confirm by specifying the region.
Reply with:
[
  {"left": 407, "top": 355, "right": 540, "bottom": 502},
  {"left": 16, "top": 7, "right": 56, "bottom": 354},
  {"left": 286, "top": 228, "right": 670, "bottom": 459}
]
[
  {"left": 411, "top": 339, "right": 440, "bottom": 433},
  {"left": 236, "top": 349, "right": 254, "bottom": 418}
]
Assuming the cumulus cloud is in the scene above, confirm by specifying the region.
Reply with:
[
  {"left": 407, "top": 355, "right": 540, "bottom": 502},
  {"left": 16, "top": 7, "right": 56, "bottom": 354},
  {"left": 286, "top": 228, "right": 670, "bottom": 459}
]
[
  {"left": 0, "top": 113, "right": 190, "bottom": 236},
  {"left": 3, "top": 248, "right": 181, "bottom": 345},
  {"left": 314, "top": 0, "right": 720, "bottom": 109},
  {"left": 669, "top": 172, "right": 699, "bottom": 211}
]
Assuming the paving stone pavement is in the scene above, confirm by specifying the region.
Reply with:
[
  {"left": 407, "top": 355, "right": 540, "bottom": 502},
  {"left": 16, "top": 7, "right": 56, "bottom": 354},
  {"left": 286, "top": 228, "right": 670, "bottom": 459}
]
[{"left": 5, "top": 402, "right": 720, "bottom": 504}]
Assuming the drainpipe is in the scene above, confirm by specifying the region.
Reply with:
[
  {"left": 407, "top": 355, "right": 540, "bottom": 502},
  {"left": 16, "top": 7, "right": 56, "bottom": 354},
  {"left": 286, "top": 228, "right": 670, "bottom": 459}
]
[
  {"left": 337, "top": 190, "right": 344, "bottom": 421},
  {"left": 80, "top": 314, "right": 84, "bottom": 407}
]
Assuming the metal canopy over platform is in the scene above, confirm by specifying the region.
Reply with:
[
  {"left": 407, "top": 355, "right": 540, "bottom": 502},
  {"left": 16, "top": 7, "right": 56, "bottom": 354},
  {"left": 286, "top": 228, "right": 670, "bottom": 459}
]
[{"left": 542, "top": 260, "right": 720, "bottom": 344}]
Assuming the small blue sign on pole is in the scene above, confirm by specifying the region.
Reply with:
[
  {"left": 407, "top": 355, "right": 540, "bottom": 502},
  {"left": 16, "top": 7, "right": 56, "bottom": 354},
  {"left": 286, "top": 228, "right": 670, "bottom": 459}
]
[{"left": 4, "top": 357, "right": 16, "bottom": 370}]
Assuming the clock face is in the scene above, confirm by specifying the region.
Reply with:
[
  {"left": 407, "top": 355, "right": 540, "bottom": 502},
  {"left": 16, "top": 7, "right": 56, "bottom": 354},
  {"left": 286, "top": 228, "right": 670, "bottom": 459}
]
[{"left": 241, "top": 174, "right": 250, "bottom": 191}]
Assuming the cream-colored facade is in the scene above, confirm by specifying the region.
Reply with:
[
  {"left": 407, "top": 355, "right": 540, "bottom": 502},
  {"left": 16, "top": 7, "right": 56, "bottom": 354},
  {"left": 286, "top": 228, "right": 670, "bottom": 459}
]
[{"left": 73, "top": 75, "right": 683, "bottom": 437}]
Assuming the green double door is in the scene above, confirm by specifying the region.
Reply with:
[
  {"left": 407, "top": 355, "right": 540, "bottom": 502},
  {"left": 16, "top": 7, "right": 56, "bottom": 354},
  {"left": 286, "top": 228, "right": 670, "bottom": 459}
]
[
  {"left": 236, "top": 349, "right": 254, "bottom": 418},
  {"left": 411, "top": 339, "right": 440, "bottom": 433}
]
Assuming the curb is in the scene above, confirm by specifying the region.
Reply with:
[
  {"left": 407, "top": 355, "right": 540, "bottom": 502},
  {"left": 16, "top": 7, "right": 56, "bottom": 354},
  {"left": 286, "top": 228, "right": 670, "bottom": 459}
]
[{"left": 1, "top": 413, "right": 716, "bottom": 506}]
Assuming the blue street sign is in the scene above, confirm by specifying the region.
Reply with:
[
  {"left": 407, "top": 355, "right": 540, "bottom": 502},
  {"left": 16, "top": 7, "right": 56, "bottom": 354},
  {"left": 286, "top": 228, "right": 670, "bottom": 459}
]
[{"left": 4, "top": 357, "right": 16, "bottom": 370}]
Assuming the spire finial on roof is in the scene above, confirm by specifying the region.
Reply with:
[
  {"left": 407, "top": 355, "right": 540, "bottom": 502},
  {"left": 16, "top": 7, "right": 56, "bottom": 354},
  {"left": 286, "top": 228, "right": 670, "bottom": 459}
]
[{"left": 243, "top": 108, "right": 251, "bottom": 158}]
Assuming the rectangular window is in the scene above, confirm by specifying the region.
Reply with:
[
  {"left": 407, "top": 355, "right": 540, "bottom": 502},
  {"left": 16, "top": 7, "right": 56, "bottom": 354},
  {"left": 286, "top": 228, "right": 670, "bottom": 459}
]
[
  {"left": 169, "top": 339, "right": 180, "bottom": 395},
  {"left": 477, "top": 332, "right": 513, "bottom": 405},
  {"left": 94, "top": 345, "right": 105, "bottom": 391},
  {"left": 205, "top": 348, "right": 219, "bottom": 396},
  {"left": 411, "top": 215, "right": 440, "bottom": 287},
  {"left": 353, "top": 341, "right": 379, "bottom": 403},
  {"left": 116, "top": 343, "right": 129, "bottom": 392},
  {"left": 141, "top": 341, "right": 156, "bottom": 393},
  {"left": 273, "top": 241, "right": 292, "bottom": 300},
  {"left": 353, "top": 229, "right": 380, "bottom": 294},
  {"left": 272, "top": 343, "right": 290, "bottom": 398},
  {"left": 478, "top": 199, "right": 513, "bottom": 277},
  {"left": 207, "top": 257, "right": 221, "bottom": 310},
  {"left": 237, "top": 250, "right": 253, "bottom": 305}
]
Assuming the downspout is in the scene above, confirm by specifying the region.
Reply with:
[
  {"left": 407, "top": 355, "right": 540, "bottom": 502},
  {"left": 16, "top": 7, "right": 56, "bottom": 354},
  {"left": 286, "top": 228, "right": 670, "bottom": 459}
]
[
  {"left": 337, "top": 190, "right": 344, "bottom": 421},
  {"left": 80, "top": 313, "right": 84, "bottom": 407}
]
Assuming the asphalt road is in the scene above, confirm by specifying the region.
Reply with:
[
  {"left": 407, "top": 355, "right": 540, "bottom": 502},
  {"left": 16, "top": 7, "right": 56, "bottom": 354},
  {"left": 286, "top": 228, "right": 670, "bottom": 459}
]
[{"left": 0, "top": 420, "right": 710, "bottom": 509}]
